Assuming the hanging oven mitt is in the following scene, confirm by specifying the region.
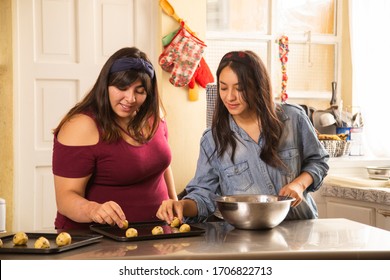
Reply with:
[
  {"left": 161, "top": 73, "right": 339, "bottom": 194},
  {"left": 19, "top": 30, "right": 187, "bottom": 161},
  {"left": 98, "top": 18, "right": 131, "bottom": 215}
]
[
  {"left": 188, "top": 57, "right": 214, "bottom": 89},
  {"left": 159, "top": 23, "right": 206, "bottom": 87},
  {"left": 188, "top": 57, "right": 214, "bottom": 101}
]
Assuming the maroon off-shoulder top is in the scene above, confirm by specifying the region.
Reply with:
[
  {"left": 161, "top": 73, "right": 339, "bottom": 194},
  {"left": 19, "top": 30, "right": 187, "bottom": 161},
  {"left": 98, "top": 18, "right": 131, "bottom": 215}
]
[{"left": 52, "top": 116, "right": 171, "bottom": 229}]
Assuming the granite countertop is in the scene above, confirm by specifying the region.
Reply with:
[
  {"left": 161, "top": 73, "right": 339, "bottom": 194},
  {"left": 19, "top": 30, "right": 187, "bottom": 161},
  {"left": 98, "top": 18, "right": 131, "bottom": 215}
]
[{"left": 321, "top": 176, "right": 390, "bottom": 206}]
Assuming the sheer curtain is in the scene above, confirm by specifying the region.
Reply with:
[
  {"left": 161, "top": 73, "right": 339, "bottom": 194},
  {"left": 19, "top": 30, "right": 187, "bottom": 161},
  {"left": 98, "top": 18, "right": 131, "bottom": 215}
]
[{"left": 349, "top": 0, "right": 390, "bottom": 157}]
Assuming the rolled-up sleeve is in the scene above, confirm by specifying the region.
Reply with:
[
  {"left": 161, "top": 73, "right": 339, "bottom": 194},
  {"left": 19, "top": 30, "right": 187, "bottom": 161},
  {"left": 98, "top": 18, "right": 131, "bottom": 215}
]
[{"left": 298, "top": 113, "right": 330, "bottom": 192}]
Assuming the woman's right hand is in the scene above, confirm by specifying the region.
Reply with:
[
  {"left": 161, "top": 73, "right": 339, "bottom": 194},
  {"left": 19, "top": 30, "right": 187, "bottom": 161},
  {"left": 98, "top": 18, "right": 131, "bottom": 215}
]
[
  {"left": 89, "top": 200, "right": 127, "bottom": 228},
  {"left": 156, "top": 199, "right": 185, "bottom": 225}
]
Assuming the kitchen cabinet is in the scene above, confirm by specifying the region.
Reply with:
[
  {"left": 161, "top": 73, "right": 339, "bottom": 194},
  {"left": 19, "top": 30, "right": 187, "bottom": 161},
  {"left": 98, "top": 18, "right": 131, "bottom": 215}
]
[{"left": 314, "top": 181, "right": 390, "bottom": 231}]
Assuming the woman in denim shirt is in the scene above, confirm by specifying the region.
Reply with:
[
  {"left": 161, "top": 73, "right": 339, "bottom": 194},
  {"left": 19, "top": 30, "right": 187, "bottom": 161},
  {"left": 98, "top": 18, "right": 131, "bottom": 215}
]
[{"left": 157, "top": 50, "right": 329, "bottom": 224}]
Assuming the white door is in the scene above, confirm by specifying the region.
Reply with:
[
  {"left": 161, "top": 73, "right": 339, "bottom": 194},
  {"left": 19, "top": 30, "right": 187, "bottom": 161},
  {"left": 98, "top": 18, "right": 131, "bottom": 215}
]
[{"left": 13, "top": 0, "right": 157, "bottom": 231}]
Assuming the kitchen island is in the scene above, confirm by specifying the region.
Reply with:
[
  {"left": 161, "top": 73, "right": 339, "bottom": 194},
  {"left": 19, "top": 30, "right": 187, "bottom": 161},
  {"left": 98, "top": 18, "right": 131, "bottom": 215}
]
[{"left": 1, "top": 218, "right": 390, "bottom": 260}]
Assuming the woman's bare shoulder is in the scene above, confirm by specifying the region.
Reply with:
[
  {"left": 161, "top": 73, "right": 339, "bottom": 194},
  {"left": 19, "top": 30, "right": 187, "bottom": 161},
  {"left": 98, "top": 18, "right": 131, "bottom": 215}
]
[{"left": 57, "top": 114, "right": 99, "bottom": 146}]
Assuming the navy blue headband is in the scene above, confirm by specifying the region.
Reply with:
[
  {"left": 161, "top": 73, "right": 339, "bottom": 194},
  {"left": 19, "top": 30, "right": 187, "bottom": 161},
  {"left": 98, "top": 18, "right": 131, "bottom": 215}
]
[{"left": 109, "top": 57, "right": 155, "bottom": 78}]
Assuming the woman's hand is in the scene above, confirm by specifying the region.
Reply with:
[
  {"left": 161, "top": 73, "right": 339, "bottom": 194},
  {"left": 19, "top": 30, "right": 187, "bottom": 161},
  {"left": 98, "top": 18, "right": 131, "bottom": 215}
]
[
  {"left": 278, "top": 183, "right": 304, "bottom": 207},
  {"left": 89, "top": 201, "right": 127, "bottom": 228},
  {"left": 278, "top": 172, "right": 313, "bottom": 207},
  {"left": 156, "top": 199, "right": 185, "bottom": 224}
]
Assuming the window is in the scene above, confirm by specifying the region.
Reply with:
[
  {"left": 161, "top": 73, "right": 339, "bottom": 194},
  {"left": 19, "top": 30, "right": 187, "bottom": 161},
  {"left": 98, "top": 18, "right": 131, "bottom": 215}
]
[{"left": 205, "top": 0, "right": 340, "bottom": 103}]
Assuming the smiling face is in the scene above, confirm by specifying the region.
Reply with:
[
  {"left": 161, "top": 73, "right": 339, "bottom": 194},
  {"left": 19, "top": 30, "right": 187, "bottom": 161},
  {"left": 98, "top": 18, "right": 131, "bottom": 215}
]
[
  {"left": 108, "top": 79, "right": 147, "bottom": 123},
  {"left": 219, "top": 66, "right": 254, "bottom": 120}
]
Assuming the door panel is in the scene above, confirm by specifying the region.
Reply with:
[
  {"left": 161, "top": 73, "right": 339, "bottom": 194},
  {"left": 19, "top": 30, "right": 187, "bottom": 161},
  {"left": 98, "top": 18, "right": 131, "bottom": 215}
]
[{"left": 14, "top": 0, "right": 156, "bottom": 231}]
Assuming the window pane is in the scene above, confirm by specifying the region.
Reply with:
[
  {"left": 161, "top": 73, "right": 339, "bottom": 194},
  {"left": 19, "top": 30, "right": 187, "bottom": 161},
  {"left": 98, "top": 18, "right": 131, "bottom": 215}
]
[
  {"left": 277, "top": 0, "right": 335, "bottom": 34},
  {"left": 273, "top": 43, "right": 335, "bottom": 93},
  {"left": 204, "top": 40, "right": 268, "bottom": 81},
  {"left": 207, "top": 0, "right": 268, "bottom": 33}
]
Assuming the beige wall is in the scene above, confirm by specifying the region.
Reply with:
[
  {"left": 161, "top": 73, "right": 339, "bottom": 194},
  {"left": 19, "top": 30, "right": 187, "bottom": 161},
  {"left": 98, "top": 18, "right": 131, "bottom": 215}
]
[
  {"left": 0, "top": 0, "right": 14, "bottom": 232},
  {"left": 341, "top": 0, "right": 352, "bottom": 106}
]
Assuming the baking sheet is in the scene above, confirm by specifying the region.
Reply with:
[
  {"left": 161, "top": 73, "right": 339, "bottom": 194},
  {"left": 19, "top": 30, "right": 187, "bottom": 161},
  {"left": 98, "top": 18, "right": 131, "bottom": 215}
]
[
  {"left": 90, "top": 221, "right": 205, "bottom": 242},
  {"left": 0, "top": 232, "right": 103, "bottom": 254}
]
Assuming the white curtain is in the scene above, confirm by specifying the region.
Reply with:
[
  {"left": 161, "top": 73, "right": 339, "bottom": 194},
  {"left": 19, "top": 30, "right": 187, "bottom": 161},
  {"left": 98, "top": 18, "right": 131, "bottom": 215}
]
[{"left": 349, "top": 0, "right": 390, "bottom": 157}]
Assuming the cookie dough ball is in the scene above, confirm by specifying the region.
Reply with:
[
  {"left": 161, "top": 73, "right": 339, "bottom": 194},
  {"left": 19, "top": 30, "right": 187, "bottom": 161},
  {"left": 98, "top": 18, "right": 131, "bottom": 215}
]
[
  {"left": 170, "top": 217, "right": 181, "bottom": 228},
  {"left": 125, "top": 227, "right": 138, "bottom": 238},
  {"left": 56, "top": 232, "right": 72, "bottom": 247},
  {"left": 151, "top": 225, "right": 164, "bottom": 235},
  {"left": 179, "top": 223, "right": 191, "bottom": 233},
  {"left": 13, "top": 232, "right": 28, "bottom": 245},
  {"left": 122, "top": 220, "right": 129, "bottom": 229},
  {"left": 34, "top": 236, "right": 50, "bottom": 249}
]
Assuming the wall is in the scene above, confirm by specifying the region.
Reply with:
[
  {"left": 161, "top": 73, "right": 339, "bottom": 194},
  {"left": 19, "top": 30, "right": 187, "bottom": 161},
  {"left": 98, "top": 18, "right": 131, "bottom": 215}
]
[
  {"left": 0, "top": 0, "right": 14, "bottom": 232},
  {"left": 158, "top": 0, "right": 207, "bottom": 192},
  {"left": 341, "top": 0, "right": 352, "bottom": 106}
]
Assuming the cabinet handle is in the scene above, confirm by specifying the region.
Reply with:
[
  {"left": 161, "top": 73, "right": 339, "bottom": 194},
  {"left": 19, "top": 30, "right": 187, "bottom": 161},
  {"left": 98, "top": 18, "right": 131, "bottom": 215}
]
[{"left": 377, "top": 209, "right": 390, "bottom": 217}]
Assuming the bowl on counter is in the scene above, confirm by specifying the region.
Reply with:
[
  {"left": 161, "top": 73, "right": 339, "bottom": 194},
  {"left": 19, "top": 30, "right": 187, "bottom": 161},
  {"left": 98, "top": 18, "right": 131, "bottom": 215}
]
[
  {"left": 215, "top": 194, "right": 295, "bottom": 230},
  {"left": 366, "top": 166, "right": 390, "bottom": 180}
]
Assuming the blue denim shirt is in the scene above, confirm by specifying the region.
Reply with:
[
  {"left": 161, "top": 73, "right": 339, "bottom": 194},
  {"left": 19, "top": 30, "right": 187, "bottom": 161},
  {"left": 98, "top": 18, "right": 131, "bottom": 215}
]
[{"left": 184, "top": 103, "right": 329, "bottom": 222}]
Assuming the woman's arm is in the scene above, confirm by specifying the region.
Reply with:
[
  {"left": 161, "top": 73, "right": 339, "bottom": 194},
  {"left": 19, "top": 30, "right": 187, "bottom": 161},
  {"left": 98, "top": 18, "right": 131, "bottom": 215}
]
[
  {"left": 164, "top": 165, "right": 178, "bottom": 201},
  {"left": 54, "top": 114, "right": 126, "bottom": 227}
]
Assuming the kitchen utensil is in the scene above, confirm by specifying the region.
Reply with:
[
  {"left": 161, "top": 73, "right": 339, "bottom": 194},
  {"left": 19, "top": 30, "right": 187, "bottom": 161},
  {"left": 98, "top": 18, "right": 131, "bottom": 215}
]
[
  {"left": 330, "top": 81, "right": 337, "bottom": 106},
  {"left": 90, "top": 221, "right": 205, "bottom": 242},
  {"left": 366, "top": 166, "right": 390, "bottom": 180},
  {"left": 215, "top": 194, "right": 295, "bottom": 230},
  {"left": 312, "top": 110, "right": 336, "bottom": 134},
  {"left": 0, "top": 233, "right": 102, "bottom": 254},
  {"left": 159, "top": 0, "right": 194, "bottom": 34},
  {"left": 319, "top": 112, "right": 336, "bottom": 127}
]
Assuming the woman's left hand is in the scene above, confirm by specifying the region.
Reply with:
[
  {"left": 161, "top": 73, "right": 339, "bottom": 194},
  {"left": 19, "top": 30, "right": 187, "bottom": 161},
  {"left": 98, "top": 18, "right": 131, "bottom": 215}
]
[{"left": 278, "top": 183, "right": 304, "bottom": 207}]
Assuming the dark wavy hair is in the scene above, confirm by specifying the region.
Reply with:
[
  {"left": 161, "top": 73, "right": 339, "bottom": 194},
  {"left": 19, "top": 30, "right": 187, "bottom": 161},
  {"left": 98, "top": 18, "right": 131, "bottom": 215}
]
[
  {"left": 212, "top": 50, "right": 285, "bottom": 168},
  {"left": 53, "top": 47, "right": 163, "bottom": 143}
]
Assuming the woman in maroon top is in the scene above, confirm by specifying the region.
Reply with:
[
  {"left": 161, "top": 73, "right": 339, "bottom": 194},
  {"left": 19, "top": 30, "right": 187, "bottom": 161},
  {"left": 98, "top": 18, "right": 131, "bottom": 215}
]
[{"left": 52, "top": 47, "right": 177, "bottom": 230}]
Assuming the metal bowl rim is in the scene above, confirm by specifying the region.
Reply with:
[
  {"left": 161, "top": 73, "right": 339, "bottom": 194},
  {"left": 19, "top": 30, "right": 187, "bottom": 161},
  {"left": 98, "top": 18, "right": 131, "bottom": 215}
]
[{"left": 215, "top": 194, "right": 296, "bottom": 204}]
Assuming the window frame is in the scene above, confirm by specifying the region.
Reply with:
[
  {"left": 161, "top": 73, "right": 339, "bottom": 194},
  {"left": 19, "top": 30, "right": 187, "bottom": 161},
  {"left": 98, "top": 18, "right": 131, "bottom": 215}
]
[{"left": 205, "top": 0, "right": 342, "bottom": 101}]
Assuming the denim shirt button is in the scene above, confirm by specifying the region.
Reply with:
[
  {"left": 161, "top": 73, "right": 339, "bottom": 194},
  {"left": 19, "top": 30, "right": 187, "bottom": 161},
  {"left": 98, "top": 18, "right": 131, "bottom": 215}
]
[{"left": 234, "top": 167, "right": 239, "bottom": 174}]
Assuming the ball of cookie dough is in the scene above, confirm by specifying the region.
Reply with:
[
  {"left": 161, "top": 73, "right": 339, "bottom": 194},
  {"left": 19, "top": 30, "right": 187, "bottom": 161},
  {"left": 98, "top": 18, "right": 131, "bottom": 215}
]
[
  {"left": 179, "top": 223, "right": 191, "bottom": 233},
  {"left": 34, "top": 236, "right": 50, "bottom": 249},
  {"left": 56, "top": 232, "right": 72, "bottom": 247},
  {"left": 122, "top": 219, "right": 129, "bottom": 229},
  {"left": 170, "top": 217, "right": 181, "bottom": 228},
  {"left": 151, "top": 225, "right": 164, "bottom": 235},
  {"left": 125, "top": 227, "right": 138, "bottom": 238},
  {"left": 13, "top": 232, "right": 28, "bottom": 245}
]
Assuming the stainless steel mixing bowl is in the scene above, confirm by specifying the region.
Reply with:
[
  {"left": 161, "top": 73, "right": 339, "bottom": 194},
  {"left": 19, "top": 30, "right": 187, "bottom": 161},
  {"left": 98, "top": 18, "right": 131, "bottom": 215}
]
[{"left": 215, "top": 194, "right": 295, "bottom": 230}]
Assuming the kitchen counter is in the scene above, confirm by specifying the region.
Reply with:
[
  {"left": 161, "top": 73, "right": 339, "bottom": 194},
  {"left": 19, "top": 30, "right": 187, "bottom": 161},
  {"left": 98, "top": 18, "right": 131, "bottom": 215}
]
[
  {"left": 322, "top": 176, "right": 390, "bottom": 205},
  {"left": 1, "top": 218, "right": 390, "bottom": 260}
]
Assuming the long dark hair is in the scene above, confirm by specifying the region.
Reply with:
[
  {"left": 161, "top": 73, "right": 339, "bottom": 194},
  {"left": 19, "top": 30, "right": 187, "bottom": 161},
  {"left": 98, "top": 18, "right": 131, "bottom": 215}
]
[
  {"left": 53, "top": 47, "right": 163, "bottom": 143},
  {"left": 212, "top": 50, "right": 285, "bottom": 168}
]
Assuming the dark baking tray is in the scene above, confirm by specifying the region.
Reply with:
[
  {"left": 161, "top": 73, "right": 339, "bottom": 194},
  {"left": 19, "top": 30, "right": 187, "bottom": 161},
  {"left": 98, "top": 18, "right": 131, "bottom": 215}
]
[
  {"left": 90, "top": 221, "right": 205, "bottom": 242},
  {"left": 0, "top": 232, "right": 103, "bottom": 254}
]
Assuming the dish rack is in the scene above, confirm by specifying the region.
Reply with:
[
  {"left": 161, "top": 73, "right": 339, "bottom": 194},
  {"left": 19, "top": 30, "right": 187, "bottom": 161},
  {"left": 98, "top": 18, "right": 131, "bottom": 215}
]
[{"left": 320, "top": 140, "right": 351, "bottom": 157}]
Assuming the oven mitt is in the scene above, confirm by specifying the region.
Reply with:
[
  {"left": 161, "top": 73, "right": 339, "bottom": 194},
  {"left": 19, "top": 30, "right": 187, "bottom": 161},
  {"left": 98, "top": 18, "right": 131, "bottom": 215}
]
[
  {"left": 188, "top": 57, "right": 214, "bottom": 89},
  {"left": 159, "top": 24, "right": 206, "bottom": 87},
  {"left": 162, "top": 28, "right": 179, "bottom": 47}
]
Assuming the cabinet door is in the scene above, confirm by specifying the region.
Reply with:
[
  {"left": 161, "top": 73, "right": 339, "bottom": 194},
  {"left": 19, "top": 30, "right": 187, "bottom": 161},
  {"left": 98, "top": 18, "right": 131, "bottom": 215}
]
[
  {"left": 376, "top": 209, "right": 390, "bottom": 231},
  {"left": 326, "top": 201, "right": 376, "bottom": 226}
]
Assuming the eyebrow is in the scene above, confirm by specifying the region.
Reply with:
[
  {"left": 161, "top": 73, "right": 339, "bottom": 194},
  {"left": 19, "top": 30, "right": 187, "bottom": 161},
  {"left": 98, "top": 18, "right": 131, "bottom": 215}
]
[{"left": 219, "top": 81, "right": 240, "bottom": 86}]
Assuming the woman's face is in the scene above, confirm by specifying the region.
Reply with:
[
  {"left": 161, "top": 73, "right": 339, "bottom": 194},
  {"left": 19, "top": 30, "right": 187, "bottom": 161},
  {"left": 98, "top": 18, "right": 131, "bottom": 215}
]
[
  {"left": 219, "top": 66, "right": 252, "bottom": 119},
  {"left": 108, "top": 79, "right": 147, "bottom": 122}
]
